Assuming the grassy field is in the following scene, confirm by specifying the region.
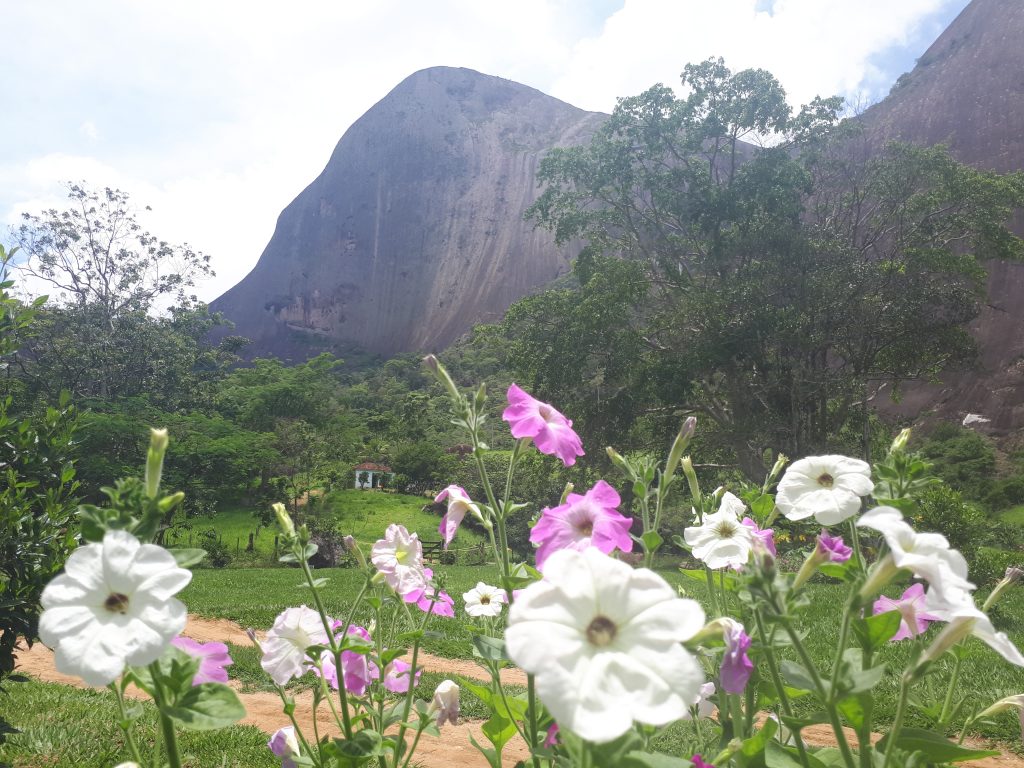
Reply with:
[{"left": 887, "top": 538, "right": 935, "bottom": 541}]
[
  {"left": 162, "top": 490, "right": 488, "bottom": 566},
  {"left": 0, "top": 678, "right": 276, "bottom": 767},
  {"left": 1001, "top": 504, "right": 1024, "bottom": 526}
]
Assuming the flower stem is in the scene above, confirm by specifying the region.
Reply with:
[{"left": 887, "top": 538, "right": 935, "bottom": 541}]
[
  {"left": 527, "top": 674, "right": 542, "bottom": 768},
  {"left": 393, "top": 597, "right": 434, "bottom": 767},
  {"left": 109, "top": 682, "right": 144, "bottom": 765},
  {"left": 753, "top": 610, "right": 811, "bottom": 764},
  {"left": 937, "top": 650, "right": 964, "bottom": 729},
  {"left": 847, "top": 518, "right": 865, "bottom": 574},
  {"left": 704, "top": 566, "right": 721, "bottom": 616},
  {"left": 778, "top": 616, "right": 857, "bottom": 768},
  {"left": 882, "top": 673, "right": 912, "bottom": 768}
]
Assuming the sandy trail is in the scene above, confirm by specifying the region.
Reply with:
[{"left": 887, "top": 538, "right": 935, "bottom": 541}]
[{"left": 14, "top": 614, "right": 1022, "bottom": 767}]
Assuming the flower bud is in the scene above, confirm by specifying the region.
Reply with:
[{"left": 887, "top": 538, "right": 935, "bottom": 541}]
[
  {"left": 605, "top": 446, "right": 634, "bottom": 478},
  {"left": 681, "top": 456, "right": 702, "bottom": 505},
  {"left": 983, "top": 565, "right": 1024, "bottom": 611},
  {"left": 273, "top": 503, "right": 296, "bottom": 540},
  {"left": 298, "top": 524, "right": 311, "bottom": 545},
  {"left": 666, "top": 416, "right": 697, "bottom": 479},
  {"left": 145, "top": 428, "right": 170, "bottom": 499},
  {"left": 559, "top": 481, "right": 574, "bottom": 506},
  {"left": 977, "top": 693, "right": 1024, "bottom": 719},
  {"left": 889, "top": 428, "right": 912, "bottom": 455},
  {"left": 857, "top": 553, "right": 900, "bottom": 602}
]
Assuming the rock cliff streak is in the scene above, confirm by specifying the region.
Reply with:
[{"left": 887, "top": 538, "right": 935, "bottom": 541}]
[
  {"left": 210, "top": 67, "right": 603, "bottom": 358},
  {"left": 859, "top": 0, "right": 1024, "bottom": 432}
]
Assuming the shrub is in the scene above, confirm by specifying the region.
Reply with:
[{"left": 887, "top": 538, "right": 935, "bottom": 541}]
[
  {"left": 918, "top": 424, "right": 996, "bottom": 499},
  {"left": 985, "top": 474, "right": 1024, "bottom": 511},
  {"left": 197, "top": 530, "right": 232, "bottom": 568}
]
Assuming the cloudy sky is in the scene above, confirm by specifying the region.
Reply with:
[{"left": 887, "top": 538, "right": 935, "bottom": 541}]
[{"left": 0, "top": 0, "right": 969, "bottom": 302}]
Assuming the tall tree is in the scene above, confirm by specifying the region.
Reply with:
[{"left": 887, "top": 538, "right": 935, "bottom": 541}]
[{"left": 518, "top": 58, "right": 1024, "bottom": 476}]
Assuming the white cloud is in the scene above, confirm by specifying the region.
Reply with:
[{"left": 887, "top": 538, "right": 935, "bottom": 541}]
[{"left": 0, "top": 0, "right": 965, "bottom": 304}]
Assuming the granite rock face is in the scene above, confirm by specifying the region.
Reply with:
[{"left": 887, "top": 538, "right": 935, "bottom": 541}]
[
  {"left": 210, "top": 67, "right": 604, "bottom": 359},
  {"left": 859, "top": 0, "right": 1024, "bottom": 432}
]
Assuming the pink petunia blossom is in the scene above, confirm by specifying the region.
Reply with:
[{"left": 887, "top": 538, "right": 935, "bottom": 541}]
[
  {"left": 434, "top": 485, "right": 480, "bottom": 549},
  {"left": 171, "top": 636, "right": 233, "bottom": 685},
  {"left": 382, "top": 659, "right": 422, "bottom": 693},
  {"left": 400, "top": 567, "right": 455, "bottom": 618},
  {"left": 690, "top": 756, "right": 714, "bottom": 768},
  {"left": 873, "top": 583, "right": 942, "bottom": 642},
  {"left": 268, "top": 726, "right": 300, "bottom": 768},
  {"left": 315, "top": 624, "right": 377, "bottom": 695},
  {"left": 720, "top": 619, "right": 754, "bottom": 695},
  {"left": 502, "top": 384, "right": 584, "bottom": 466},
  {"left": 543, "top": 723, "right": 559, "bottom": 748},
  {"left": 816, "top": 531, "right": 852, "bottom": 564},
  {"left": 741, "top": 517, "right": 777, "bottom": 557},
  {"left": 529, "top": 479, "right": 633, "bottom": 570}
]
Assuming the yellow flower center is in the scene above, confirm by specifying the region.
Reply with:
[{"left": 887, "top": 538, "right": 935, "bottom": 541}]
[
  {"left": 713, "top": 521, "right": 738, "bottom": 539},
  {"left": 586, "top": 615, "right": 618, "bottom": 647}
]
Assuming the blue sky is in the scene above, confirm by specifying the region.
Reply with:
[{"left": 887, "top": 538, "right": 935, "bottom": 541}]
[{"left": 0, "top": 0, "right": 970, "bottom": 302}]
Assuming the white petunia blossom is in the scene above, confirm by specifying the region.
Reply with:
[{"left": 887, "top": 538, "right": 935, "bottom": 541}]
[
  {"left": 921, "top": 588, "right": 1024, "bottom": 667},
  {"left": 776, "top": 455, "right": 873, "bottom": 525},
  {"left": 683, "top": 492, "right": 754, "bottom": 570},
  {"left": 505, "top": 547, "right": 706, "bottom": 744},
  {"left": 260, "top": 605, "right": 331, "bottom": 685},
  {"left": 463, "top": 582, "right": 507, "bottom": 618},
  {"left": 38, "top": 530, "right": 191, "bottom": 686},
  {"left": 370, "top": 524, "right": 426, "bottom": 595},
  {"left": 857, "top": 507, "right": 975, "bottom": 597},
  {"left": 429, "top": 679, "right": 460, "bottom": 727}
]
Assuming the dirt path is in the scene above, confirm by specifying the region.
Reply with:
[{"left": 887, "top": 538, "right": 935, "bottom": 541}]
[{"left": 14, "top": 614, "right": 1022, "bottom": 768}]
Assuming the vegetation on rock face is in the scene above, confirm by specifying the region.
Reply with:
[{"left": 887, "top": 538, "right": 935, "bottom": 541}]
[{"left": 505, "top": 57, "right": 1024, "bottom": 478}]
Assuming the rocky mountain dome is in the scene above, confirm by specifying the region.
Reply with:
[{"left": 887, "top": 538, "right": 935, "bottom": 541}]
[{"left": 210, "top": 66, "right": 603, "bottom": 358}]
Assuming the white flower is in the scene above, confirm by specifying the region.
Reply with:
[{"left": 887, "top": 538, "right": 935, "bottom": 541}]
[
  {"left": 857, "top": 507, "right": 974, "bottom": 596},
  {"left": 260, "top": 605, "right": 331, "bottom": 685},
  {"left": 371, "top": 524, "right": 426, "bottom": 595},
  {"left": 429, "top": 679, "right": 460, "bottom": 727},
  {"left": 268, "top": 725, "right": 301, "bottom": 768},
  {"left": 694, "top": 681, "right": 716, "bottom": 719},
  {"left": 38, "top": 530, "right": 191, "bottom": 686},
  {"left": 921, "top": 588, "right": 1024, "bottom": 667},
  {"left": 683, "top": 492, "right": 754, "bottom": 570},
  {"left": 463, "top": 582, "right": 507, "bottom": 618},
  {"left": 505, "top": 547, "right": 706, "bottom": 744},
  {"left": 776, "top": 455, "right": 873, "bottom": 525}
]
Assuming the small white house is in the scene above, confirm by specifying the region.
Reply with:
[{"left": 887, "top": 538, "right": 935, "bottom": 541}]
[{"left": 354, "top": 462, "right": 394, "bottom": 490}]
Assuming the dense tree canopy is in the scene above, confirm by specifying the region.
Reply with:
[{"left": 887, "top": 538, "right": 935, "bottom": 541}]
[{"left": 511, "top": 58, "right": 1024, "bottom": 477}]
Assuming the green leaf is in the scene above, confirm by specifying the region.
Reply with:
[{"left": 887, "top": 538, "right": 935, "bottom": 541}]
[
  {"left": 876, "top": 728, "right": 999, "bottom": 763},
  {"left": 780, "top": 661, "right": 819, "bottom": 695},
  {"left": 836, "top": 695, "right": 868, "bottom": 730},
  {"left": 481, "top": 713, "right": 517, "bottom": 752},
  {"left": 163, "top": 683, "right": 245, "bottom": 730},
  {"left": 765, "top": 741, "right": 804, "bottom": 768},
  {"left": 641, "top": 530, "right": 664, "bottom": 553},
  {"left": 621, "top": 752, "right": 696, "bottom": 767},
  {"left": 750, "top": 493, "right": 775, "bottom": 520},
  {"left": 472, "top": 634, "right": 509, "bottom": 662},
  {"left": 853, "top": 611, "right": 902, "bottom": 651},
  {"left": 168, "top": 548, "right": 206, "bottom": 568},
  {"left": 326, "top": 730, "right": 386, "bottom": 767}
]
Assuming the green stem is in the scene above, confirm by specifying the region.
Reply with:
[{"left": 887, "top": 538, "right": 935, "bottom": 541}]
[
  {"left": 276, "top": 684, "right": 315, "bottom": 758},
  {"left": 937, "top": 650, "right": 964, "bottom": 729},
  {"left": 527, "top": 674, "right": 542, "bottom": 768},
  {"left": 753, "top": 610, "right": 811, "bottom": 764},
  {"left": 503, "top": 438, "right": 527, "bottom": 516},
  {"left": 704, "top": 566, "right": 722, "bottom": 616},
  {"left": 847, "top": 518, "right": 865, "bottom": 574},
  {"left": 399, "top": 725, "right": 427, "bottom": 768},
  {"left": 393, "top": 598, "right": 433, "bottom": 767},
  {"left": 779, "top": 616, "right": 857, "bottom": 768},
  {"left": 882, "top": 674, "right": 912, "bottom": 768},
  {"left": 109, "top": 682, "right": 144, "bottom": 765}
]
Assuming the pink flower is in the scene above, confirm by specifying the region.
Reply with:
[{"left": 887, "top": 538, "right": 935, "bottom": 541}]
[
  {"left": 873, "top": 583, "right": 942, "bottom": 642},
  {"left": 543, "top": 723, "right": 559, "bottom": 748},
  {"left": 529, "top": 479, "right": 633, "bottom": 570},
  {"left": 502, "top": 384, "right": 584, "bottom": 466},
  {"left": 816, "top": 531, "right": 852, "bottom": 564},
  {"left": 741, "top": 517, "right": 776, "bottom": 557},
  {"left": 435, "top": 485, "right": 480, "bottom": 549},
  {"left": 315, "top": 624, "right": 377, "bottom": 695},
  {"left": 382, "top": 659, "right": 421, "bottom": 693},
  {"left": 719, "top": 619, "right": 753, "bottom": 695},
  {"left": 371, "top": 524, "right": 426, "bottom": 595},
  {"left": 170, "top": 636, "right": 233, "bottom": 685},
  {"left": 691, "top": 756, "right": 714, "bottom": 768},
  {"left": 400, "top": 567, "right": 455, "bottom": 617},
  {"left": 268, "top": 726, "right": 300, "bottom": 768}
]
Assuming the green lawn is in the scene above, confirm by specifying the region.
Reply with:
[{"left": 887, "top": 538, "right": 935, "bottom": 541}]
[
  {"left": 182, "top": 565, "right": 1024, "bottom": 745},
  {"left": 0, "top": 678, "right": 275, "bottom": 767},
  {"left": 162, "top": 490, "right": 488, "bottom": 567},
  {"left": 1000, "top": 504, "right": 1024, "bottom": 526}
]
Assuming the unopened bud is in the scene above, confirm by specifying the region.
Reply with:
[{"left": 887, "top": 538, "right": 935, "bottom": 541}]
[
  {"left": 681, "top": 456, "right": 701, "bottom": 505},
  {"left": 666, "top": 416, "right": 697, "bottom": 479},
  {"left": 890, "top": 428, "right": 911, "bottom": 455},
  {"left": 343, "top": 535, "right": 357, "bottom": 551},
  {"left": 983, "top": 565, "right": 1024, "bottom": 611},
  {"left": 298, "top": 524, "right": 311, "bottom": 545},
  {"left": 606, "top": 446, "right": 632, "bottom": 474},
  {"left": 1006, "top": 566, "right": 1024, "bottom": 585},
  {"left": 273, "top": 503, "right": 296, "bottom": 539},
  {"left": 559, "top": 482, "right": 574, "bottom": 506},
  {"left": 423, "top": 354, "right": 462, "bottom": 403},
  {"left": 145, "top": 428, "right": 170, "bottom": 498},
  {"left": 768, "top": 453, "right": 789, "bottom": 485}
]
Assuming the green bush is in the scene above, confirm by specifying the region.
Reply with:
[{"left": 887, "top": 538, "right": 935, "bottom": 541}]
[
  {"left": 917, "top": 424, "right": 996, "bottom": 499},
  {"left": 985, "top": 474, "right": 1024, "bottom": 511}
]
